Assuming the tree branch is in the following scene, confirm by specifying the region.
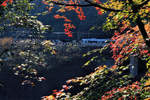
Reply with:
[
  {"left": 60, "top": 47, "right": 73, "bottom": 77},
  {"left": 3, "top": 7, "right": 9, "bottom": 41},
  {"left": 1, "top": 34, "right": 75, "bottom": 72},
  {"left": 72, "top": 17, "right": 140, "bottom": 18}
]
[
  {"left": 128, "top": 0, "right": 150, "bottom": 48},
  {"left": 136, "top": 16, "right": 150, "bottom": 48},
  {"left": 50, "top": 1, "right": 92, "bottom": 7},
  {"left": 138, "top": 0, "right": 150, "bottom": 8},
  {"left": 84, "top": 0, "right": 122, "bottom": 12},
  {"left": 49, "top": 0, "right": 123, "bottom": 12},
  {"left": 128, "top": 0, "right": 134, "bottom": 4},
  {"left": 129, "top": 0, "right": 150, "bottom": 11},
  {"left": 142, "top": 85, "right": 150, "bottom": 89}
]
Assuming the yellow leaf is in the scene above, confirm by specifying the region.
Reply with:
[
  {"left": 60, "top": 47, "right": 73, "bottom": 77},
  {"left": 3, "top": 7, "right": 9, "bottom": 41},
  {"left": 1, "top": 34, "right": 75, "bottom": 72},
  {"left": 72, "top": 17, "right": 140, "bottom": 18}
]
[
  {"left": 144, "top": 78, "right": 150, "bottom": 90},
  {"left": 45, "top": 95, "right": 56, "bottom": 100},
  {"left": 144, "top": 98, "right": 150, "bottom": 100},
  {"left": 57, "top": 8, "right": 66, "bottom": 13},
  {"left": 145, "top": 78, "right": 150, "bottom": 86}
]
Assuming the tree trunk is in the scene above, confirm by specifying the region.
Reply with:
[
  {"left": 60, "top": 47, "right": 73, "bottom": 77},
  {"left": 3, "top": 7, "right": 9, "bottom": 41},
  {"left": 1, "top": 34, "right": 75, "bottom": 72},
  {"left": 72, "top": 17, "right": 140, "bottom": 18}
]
[{"left": 136, "top": 16, "right": 150, "bottom": 48}]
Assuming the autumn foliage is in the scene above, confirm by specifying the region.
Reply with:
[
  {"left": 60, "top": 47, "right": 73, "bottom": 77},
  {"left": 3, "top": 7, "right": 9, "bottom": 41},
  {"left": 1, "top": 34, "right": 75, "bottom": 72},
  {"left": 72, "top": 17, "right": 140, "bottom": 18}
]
[
  {"left": 42, "top": 0, "right": 150, "bottom": 64},
  {"left": 43, "top": 0, "right": 104, "bottom": 37},
  {"left": 110, "top": 23, "right": 150, "bottom": 64},
  {"left": 41, "top": 0, "right": 150, "bottom": 99},
  {"left": 0, "top": 0, "right": 13, "bottom": 7},
  {"left": 0, "top": 0, "right": 149, "bottom": 99}
]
